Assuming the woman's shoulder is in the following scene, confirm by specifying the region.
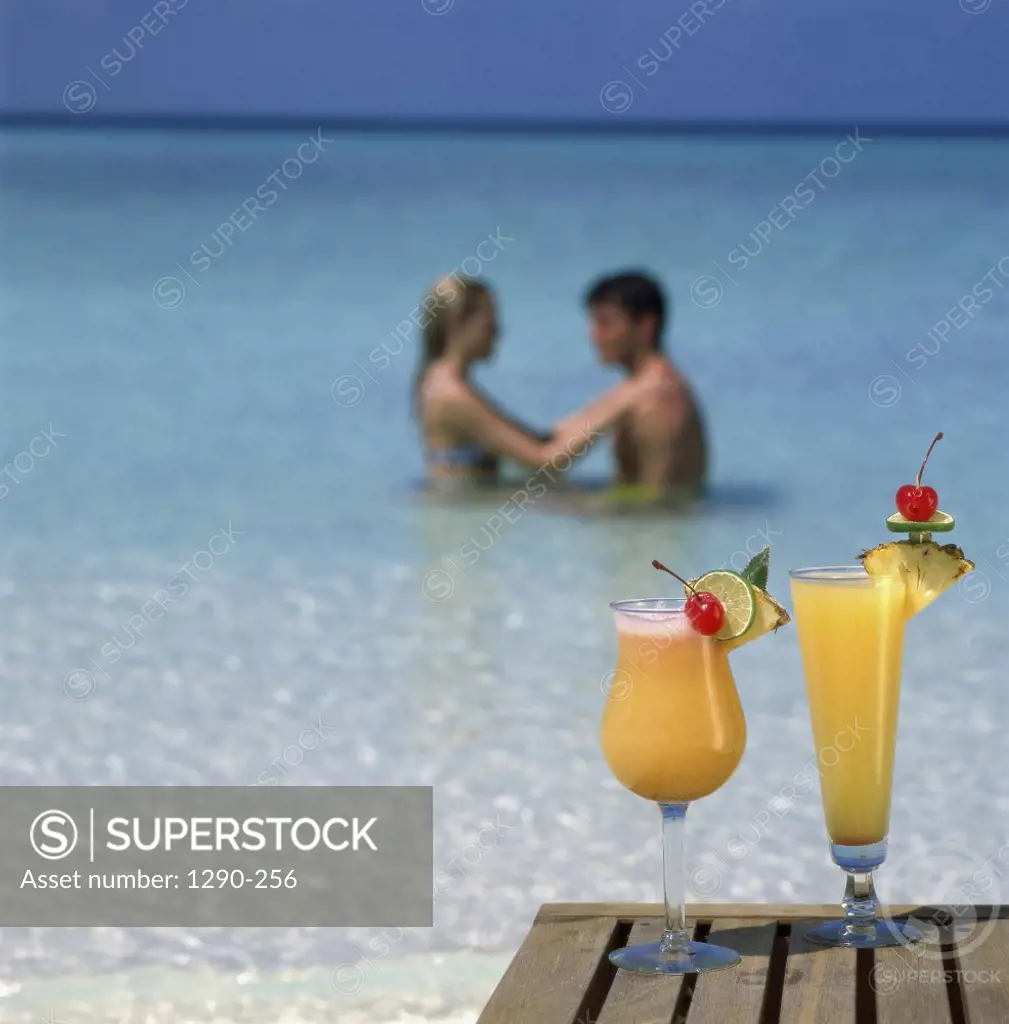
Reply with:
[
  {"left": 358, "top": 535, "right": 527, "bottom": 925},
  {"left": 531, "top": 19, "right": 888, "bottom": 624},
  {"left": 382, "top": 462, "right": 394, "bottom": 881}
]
[
  {"left": 422, "top": 367, "right": 476, "bottom": 405},
  {"left": 419, "top": 369, "right": 478, "bottom": 431}
]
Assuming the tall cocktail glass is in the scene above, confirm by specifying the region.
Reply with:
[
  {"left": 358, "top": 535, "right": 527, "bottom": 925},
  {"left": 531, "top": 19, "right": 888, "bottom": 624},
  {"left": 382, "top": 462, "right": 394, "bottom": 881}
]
[{"left": 789, "top": 566, "right": 919, "bottom": 948}]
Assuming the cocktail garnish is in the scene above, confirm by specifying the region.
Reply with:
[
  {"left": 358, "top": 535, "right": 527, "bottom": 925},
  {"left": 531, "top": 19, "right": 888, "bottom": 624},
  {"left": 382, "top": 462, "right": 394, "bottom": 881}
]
[
  {"left": 885, "top": 510, "right": 955, "bottom": 534},
  {"left": 858, "top": 540, "right": 974, "bottom": 617},
  {"left": 895, "top": 432, "right": 946, "bottom": 524},
  {"left": 867, "top": 433, "right": 974, "bottom": 614},
  {"left": 653, "top": 548, "right": 787, "bottom": 644},
  {"left": 651, "top": 560, "right": 726, "bottom": 636},
  {"left": 741, "top": 545, "right": 769, "bottom": 591}
]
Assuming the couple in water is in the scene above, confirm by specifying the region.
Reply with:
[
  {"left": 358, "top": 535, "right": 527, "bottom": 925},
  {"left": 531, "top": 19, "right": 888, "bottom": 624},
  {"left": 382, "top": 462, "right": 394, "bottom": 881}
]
[{"left": 416, "top": 271, "right": 707, "bottom": 499}]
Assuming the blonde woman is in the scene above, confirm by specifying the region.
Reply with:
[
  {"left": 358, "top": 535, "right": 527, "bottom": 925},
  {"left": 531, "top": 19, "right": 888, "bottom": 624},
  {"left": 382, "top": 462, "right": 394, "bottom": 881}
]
[{"left": 414, "top": 276, "right": 672, "bottom": 485}]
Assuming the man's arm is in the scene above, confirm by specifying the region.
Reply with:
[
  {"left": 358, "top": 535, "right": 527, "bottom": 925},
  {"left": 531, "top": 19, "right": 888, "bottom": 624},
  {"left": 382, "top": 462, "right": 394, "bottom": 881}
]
[{"left": 450, "top": 376, "right": 675, "bottom": 471}]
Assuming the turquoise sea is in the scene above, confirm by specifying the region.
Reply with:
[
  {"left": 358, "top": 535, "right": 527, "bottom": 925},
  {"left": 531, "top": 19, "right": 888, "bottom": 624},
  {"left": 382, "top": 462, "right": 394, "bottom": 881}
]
[{"left": 1, "top": 129, "right": 1008, "bottom": 1021}]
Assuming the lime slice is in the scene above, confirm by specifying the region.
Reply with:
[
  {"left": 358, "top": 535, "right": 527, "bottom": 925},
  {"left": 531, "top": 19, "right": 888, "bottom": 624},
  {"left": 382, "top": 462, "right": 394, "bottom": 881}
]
[
  {"left": 886, "top": 511, "right": 955, "bottom": 533},
  {"left": 686, "top": 569, "right": 756, "bottom": 641}
]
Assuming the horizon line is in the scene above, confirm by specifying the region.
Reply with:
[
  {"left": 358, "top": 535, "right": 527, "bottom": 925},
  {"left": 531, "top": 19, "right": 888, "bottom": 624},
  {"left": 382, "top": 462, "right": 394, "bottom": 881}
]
[{"left": 2, "top": 113, "right": 1009, "bottom": 138}]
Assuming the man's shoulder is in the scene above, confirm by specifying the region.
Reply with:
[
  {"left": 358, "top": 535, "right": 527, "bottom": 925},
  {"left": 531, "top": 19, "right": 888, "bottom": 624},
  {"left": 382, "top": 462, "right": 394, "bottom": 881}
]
[
  {"left": 632, "top": 362, "right": 687, "bottom": 412},
  {"left": 629, "top": 360, "right": 704, "bottom": 438}
]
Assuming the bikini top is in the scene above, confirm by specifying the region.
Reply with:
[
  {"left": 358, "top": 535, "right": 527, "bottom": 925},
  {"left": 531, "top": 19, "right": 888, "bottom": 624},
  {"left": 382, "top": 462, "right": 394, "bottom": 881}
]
[
  {"left": 420, "top": 373, "right": 494, "bottom": 470},
  {"left": 427, "top": 442, "right": 491, "bottom": 469}
]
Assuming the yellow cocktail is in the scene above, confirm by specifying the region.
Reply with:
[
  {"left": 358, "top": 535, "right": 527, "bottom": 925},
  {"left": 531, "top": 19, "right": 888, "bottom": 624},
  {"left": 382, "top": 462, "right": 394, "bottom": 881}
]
[
  {"left": 788, "top": 546, "right": 971, "bottom": 950},
  {"left": 602, "top": 613, "right": 746, "bottom": 803},
  {"left": 789, "top": 436, "right": 974, "bottom": 949},
  {"left": 790, "top": 569, "right": 906, "bottom": 846}
]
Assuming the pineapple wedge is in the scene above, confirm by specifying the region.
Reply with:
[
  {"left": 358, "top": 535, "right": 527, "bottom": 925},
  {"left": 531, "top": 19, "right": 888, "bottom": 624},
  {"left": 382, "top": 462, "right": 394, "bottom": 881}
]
[
  {"left": 721, "top": 586, "right": 791, "bottom": 652},
  {"left": 858, "top": 540, "right": 973, "bottom": 618}
]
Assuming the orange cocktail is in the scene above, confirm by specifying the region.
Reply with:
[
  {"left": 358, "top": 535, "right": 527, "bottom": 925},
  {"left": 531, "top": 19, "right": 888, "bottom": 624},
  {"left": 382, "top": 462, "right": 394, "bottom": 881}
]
[{"left": 602, "top": 610, "right": 745, "bottom": 803}]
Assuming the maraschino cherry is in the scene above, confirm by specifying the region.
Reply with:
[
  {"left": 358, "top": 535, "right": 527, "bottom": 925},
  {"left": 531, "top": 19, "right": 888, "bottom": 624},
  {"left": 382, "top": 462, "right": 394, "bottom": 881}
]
[
  {"left": 896, "top": 432, "right": 943, "bottom": 522},
  {"left": 652, "top": 560, "right": 724, "bottom": 636}
]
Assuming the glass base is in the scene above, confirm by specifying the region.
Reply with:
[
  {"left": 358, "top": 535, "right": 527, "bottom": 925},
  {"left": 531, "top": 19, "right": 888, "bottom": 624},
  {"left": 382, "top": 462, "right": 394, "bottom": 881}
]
[
  {"left": 806, "top": 918, "right": 921, "bottom": 949},
  {"left": 830, "top": 839, "right": 887, "bottom": 871},
  {"left": 609, "top": 939, "right": 740, "bottom": 974}
]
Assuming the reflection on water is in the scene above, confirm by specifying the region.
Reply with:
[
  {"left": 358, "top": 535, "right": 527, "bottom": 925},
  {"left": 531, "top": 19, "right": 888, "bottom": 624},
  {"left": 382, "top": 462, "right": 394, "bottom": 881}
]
[
  {"left": 3, "top": 129, "right": 1008, "bottom": 1020},
  {"left": 410, "top": 476, "right": 784, "bottom": 522}
]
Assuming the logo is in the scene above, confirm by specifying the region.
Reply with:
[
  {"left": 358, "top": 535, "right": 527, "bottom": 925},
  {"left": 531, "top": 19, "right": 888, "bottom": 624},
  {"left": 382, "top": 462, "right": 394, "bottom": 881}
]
[
  {"left": 30, "top": 810, "right": 79, "bottom": 860},
  {"left": 959, "top": 570, "right": 991, "bottom": 604},
  {"left": 62, "top": 81, "right": 98, "bottom": 114},
  {"left": 881, "top": 835, "right": 1003, "bottom": 961},
  {"left": 690, "top": 274, "right": 724, "bottom": 309},
  {"left": 153, "top": 276, "right": 186, "bottom": 310},
  {"left": 63, "top": 668, "right": 97, "bottom": 702},
  {"left": 600, "top": 668, "right": 633, "bottom": 701},
  {"left": 331, "top": 375, "right": 364, "bottom": 408},
  {"left": 599, "top": 80, "right": 633, "bottom": 114},
  {"left": 421, "top": 568, "right": 454, "bottom": 601},
  {"left": 868, "top": 374, "right": 902, "bottom": 409}
]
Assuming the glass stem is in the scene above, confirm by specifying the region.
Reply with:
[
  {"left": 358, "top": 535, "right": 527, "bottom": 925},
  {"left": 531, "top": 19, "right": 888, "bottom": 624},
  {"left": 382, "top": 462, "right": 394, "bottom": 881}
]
[
  {"left": 841, "top": 869, "right": 879, "bottom": 936},
  {"left": 659, "top": 802, "right": 691, "bottom": 957}
]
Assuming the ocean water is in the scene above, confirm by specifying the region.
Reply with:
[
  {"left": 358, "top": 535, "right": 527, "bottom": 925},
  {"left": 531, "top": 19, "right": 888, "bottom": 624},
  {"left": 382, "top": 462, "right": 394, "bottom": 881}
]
[{"left": 1, "top": 128, "right": 1009, "bottom": 1022}]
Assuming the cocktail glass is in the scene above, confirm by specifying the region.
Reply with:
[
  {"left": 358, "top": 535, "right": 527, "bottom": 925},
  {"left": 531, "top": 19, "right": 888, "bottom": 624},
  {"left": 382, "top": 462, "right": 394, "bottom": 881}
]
[
  {"left": 788, "top": 566, "right": 920, "bottom": 948},
  {"left": 601, "top": 598, "right": 747, "bottom": 974}
]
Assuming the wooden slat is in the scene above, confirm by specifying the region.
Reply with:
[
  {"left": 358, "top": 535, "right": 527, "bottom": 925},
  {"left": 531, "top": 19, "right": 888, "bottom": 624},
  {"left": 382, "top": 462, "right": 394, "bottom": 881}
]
[
  {"left": 688, "top": 918, "right": 778, "bottom": 1024},
  {"left": 593, "top": 917, "right": 688, "bottom": 1024},
  {"left": 875, "top": 922, "right": 954, "bottom": 1024},
  {"left": 538, "top": 903, "right": 831, "bottom": 923},
  {"left": 535, "top": 902, "right": 1002, "bottom": 923},
  {"left": 480, "top": 906, "right": 1009, "bottom": 1023},
  {"left": 777, "top": 920, "right": 857, "bottom": 1024},
  {"left": 476, "top": 913, "right": 621, "bottom": 1024},
  {"left": 954, "top": 914, "right": 1009, "bottom": 1024}
]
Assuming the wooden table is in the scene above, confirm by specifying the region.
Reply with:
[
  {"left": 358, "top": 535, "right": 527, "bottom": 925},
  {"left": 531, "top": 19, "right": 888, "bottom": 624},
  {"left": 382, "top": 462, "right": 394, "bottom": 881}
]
[{"left": 476, "top": 903, "right": 1009, "bottom": 1024}]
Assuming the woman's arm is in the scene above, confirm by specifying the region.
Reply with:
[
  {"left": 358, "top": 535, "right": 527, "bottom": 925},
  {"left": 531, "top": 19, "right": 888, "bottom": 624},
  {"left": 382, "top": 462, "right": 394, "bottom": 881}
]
[
  {"left": 446, "top": 376, "right": 664, "bottom": 471},
  {"left": 468, "top": 383, "right": 554, "bottom": 443}
]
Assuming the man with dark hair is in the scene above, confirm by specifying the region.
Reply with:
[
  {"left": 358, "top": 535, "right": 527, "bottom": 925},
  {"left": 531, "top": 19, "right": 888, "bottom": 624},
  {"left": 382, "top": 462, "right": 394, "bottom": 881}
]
[{"left": 584, "top": 271, "right": 707, "bottom": 491}]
